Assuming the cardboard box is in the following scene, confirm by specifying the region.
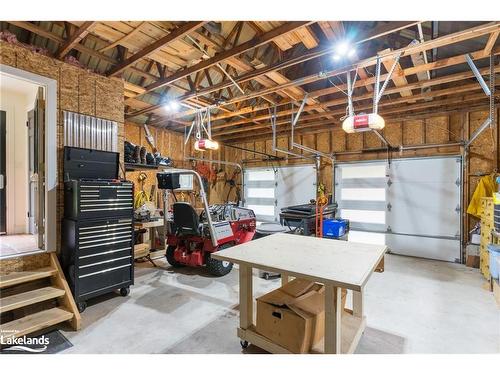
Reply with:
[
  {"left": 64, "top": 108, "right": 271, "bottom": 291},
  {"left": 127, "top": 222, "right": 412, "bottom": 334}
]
[
  {"left": 466, "top": 255, "right": 480, "bottom": 268},
  {"left": 255, "top": 278, "right": 347, "bottom": 353},
  {"left": 256, "top": 279, "right": 324, "bottom": 353}
]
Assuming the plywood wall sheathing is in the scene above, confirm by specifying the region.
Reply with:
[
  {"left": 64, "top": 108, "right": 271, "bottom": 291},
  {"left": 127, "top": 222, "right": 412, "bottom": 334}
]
[{"left": 0, "top": 41, "right": 124, "bottom": 252}]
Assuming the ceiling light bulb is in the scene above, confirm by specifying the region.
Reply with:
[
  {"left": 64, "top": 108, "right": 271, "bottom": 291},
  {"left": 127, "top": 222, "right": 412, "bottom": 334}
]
[
  {"left": 332, "top": 54, "right": 341, "bottom": 61},
  {"left": 165, "top": 100, "right": 180, "bottom": 111},
  {"left": 336, "top": 41, "right": 350, "bottom": 56},
  {"left": 169, "top": 101, "right": 180, "bottom": 111}
]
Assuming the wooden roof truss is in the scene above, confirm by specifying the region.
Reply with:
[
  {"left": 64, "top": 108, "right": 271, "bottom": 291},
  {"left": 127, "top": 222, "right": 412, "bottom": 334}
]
[{"left": 1, "top": 20, "right": 499, "bottom": 143}]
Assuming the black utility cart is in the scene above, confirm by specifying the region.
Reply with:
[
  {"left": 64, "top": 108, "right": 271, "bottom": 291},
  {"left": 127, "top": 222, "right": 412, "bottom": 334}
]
[{"left": 61, "top": 146, "right": 134, "bottom": 313}]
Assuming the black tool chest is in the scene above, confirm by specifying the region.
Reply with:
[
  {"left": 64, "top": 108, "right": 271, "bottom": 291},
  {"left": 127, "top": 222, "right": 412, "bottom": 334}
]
[{"left": 61, "top": 146, "right": 134, "bottom": 313}]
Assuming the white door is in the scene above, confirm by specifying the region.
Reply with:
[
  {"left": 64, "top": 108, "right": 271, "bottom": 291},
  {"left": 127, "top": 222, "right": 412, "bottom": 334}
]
[
  {"left": 244, "top": 165, "right": 317, "bottom": 222},
  {"left": 334, "top": 156, "right": 461, "bottom": 262}
]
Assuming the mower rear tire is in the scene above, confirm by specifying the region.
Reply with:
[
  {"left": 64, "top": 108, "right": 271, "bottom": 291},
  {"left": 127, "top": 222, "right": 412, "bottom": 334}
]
[
  {"left": 206, "top": 243, "right": 234, "bottom": 276},
  {"left": 166, "top": 245, "right": 184, "bottom": 268}
]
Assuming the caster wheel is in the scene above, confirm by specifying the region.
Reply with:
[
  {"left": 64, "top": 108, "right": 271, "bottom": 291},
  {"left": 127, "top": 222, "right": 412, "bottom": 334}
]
[
  {"left": 240, "top": 340, "right": 249, "bottom": 349},
  {"left": 120, "top": 287, "right": 130, "bottom": 297},
  {"left": 77, "top": 301, "right": 87, "bottom": 313}
]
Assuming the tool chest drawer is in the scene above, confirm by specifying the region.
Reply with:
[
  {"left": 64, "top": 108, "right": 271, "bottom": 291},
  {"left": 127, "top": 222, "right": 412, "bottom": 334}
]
[
  {"left": 78, "top": 246, "right": 132, "bottom": 267},
  {"left": 78, "top": 219, "right": 133, "bottom": 254},
  {"left": 61, "top": 217, "right": 134, "bottom": 303},
  {"left": 78, "top": 254, "right": 132, "bottom": 275},
  {"left": 64, "top": 180, "right": 134, "bottom": 220},
  {"left": 78, "top": 265, "right": 133, "bottom": 297}
]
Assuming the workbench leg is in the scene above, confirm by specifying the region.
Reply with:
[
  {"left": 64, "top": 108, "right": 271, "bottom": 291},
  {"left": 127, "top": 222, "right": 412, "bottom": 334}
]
[
  {"left": 324, "top": 284, "right": 342, "bottom": 354},
  {"left": 281, "top": 272, "right": 291, "bottom": 286},
  {"left": 239, "top": 265, "right": 253, "bottom": 330},
  {"left": 353, "top": 287, "right": 364, "bottom": 318}
]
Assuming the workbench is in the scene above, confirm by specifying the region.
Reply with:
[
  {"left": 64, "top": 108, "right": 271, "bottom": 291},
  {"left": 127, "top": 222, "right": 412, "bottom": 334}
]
[
  {"left": 134, "top": 219, "right": 164, "bottom": 266},
  {"left": 213, "top": 232, "right": 386, "bottom": 354}
]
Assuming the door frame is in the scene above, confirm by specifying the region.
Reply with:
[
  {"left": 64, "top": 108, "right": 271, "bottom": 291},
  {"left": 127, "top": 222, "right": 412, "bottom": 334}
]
[
  {"left": 333, "top": 155, "right": 463, "bottom": 263},
  {"left": 0, "top": 110, "right": 5, "bottom": 234},
  {"left": 0, "top": 64, "right": 57, "bottom": 253}
]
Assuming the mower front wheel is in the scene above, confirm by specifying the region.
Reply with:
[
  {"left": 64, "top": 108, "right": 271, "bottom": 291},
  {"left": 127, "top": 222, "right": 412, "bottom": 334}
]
[
  {"left": 206, "top": 243, "right": 234, "bottom": 276},
  {"left": 166, "top": 245, "right": 184, "bottom": 268}
]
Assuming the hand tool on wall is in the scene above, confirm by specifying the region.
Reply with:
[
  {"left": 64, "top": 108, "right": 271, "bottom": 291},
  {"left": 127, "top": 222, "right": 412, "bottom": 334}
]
[{"left": 143, "top": 124, "right": 157, "bottom": 153}]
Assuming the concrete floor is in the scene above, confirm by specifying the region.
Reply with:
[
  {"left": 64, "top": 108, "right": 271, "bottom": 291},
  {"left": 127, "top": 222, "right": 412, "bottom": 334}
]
[
  {"left": 61, "top": 254, "right": 500, "bottom": 354},
  {"left": 0, "top": 234, "right": 38, "bottom": 258}
]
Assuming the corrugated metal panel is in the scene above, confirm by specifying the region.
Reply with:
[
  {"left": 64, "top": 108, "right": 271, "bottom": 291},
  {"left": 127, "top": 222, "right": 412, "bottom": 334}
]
[{"left": 64, "top": 110, "right": 118, "bottom": 152}]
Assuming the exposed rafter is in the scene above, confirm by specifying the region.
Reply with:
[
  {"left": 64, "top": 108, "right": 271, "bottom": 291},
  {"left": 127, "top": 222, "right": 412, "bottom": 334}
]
[
  {"left": 4, "top": 20, "right": 500, "bottom": 143},
  {"left": 107, "top": 21, "right": 205, "bottom": 77},
  {"left": 484, "top": 31, "right": 499, "bottom": 54},
  {"left": 56, "top": 21, "right": 96, "bottom": 59},
  {"left": 140, "top": 21, "right": 313, "bottom": 95},
  {"left": 126, "top": 21, "right": 422, "bottom": 120}
]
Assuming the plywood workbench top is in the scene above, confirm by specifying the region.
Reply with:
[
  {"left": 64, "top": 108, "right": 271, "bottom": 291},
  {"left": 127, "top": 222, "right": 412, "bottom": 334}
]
[{"left": 213, "top": 233, "right": 386, "bottom": 291}]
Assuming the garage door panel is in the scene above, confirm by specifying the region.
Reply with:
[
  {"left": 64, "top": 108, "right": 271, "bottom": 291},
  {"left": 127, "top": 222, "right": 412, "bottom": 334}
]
[
  {"left": 335, "top": 156, "right": 461, "bottom": 263},
  {"left": 337, "top": 178, "right": 387, "bottom": 188},
  {"left": 387, "top": 182, "right": 460, "bottom": 236},
  {"left": 244, "top": 165, "right": 316, "bottom": 222},
  {"left": 347, "top": 222, "right": 386, "bottom": 232},
  {"left": 244, "top": 180, "right": 276, "bottom": 188},
  {"left": 339, "top": 200, "right": 386, "bottom": 211},
  {"left": 388, "top": 157, "right": 460, "bottom": 183},
  {"left": 386, "top": 234, "right": 460, "bottom": 262},
  {"left": 276, "top": 166, "right": 316, "bottom": 209}
]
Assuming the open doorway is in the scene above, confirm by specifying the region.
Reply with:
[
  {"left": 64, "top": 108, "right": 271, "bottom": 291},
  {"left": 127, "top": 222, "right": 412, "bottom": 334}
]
[{"left": 0, "top": 72, "right": 45, "bottom": 257}]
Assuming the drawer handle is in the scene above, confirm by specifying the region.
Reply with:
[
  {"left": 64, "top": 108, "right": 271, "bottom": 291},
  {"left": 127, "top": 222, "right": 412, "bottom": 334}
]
[
  {"left": 79, "top": 255, "right": 131, "bottom": 269},
  {"left": 79, "top": 234, "right": 131, "bottom": 245},
  {"left": 80, "top": 222, "right": 132, "bottom": 231},
  {"left": 79, "top": 247, "right": 131, "bottom": 259},
  {"left": 79, "top": 239, "right": 130, "bottom": 249},
  {"left": 79, "top": 264, "right": 131, "bottom": 278}
]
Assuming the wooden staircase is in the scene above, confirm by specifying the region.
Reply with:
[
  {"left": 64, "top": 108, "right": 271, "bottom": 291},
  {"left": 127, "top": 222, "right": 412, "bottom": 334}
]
[{"left": 0, "top": 253, "right": 80, "bottom": 342}]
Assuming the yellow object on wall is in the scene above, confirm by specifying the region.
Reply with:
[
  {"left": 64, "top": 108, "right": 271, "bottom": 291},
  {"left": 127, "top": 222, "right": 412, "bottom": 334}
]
[
  {"left": 479, "top": 197, "right": 494, "bottom": 280},
  {"left": 467, "top": 174, "right": 498, "bottom": 218}
]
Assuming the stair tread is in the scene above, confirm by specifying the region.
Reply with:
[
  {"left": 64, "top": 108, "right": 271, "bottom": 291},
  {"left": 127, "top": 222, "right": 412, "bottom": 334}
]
[
  {"left": 0, "top": 307, "right": 73, "bottom": 341},
  {"left": 0, "top": 267, "right": 57, "bottom": 288},
  {"left": 0, "top": 286, "right": 66, "bottom": 314}
]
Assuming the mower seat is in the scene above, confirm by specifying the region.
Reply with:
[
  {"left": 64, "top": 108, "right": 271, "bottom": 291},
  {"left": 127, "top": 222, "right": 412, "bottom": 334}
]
[{"left": 173, "top": 202, "right": 202, "bottom": 236}]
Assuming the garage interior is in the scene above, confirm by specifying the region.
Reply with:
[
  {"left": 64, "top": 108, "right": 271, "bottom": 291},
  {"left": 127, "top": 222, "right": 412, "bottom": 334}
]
[{"left": 0, "top": 16, "right": 499, "bottom": 357}]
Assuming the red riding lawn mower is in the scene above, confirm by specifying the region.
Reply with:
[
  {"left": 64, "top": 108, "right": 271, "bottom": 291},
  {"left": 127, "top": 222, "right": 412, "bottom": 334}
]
[{"left": 157, "top": 169, "right": 256, "bottom": 276}]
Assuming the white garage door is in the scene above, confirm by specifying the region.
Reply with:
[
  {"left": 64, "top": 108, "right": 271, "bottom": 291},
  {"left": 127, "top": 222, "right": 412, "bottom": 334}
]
[
  {"left": 334, "top": 156, "right": 462, "bottom": 262},
  {"left": 244, "top": 165, "right": 317, "bottom": 222}
]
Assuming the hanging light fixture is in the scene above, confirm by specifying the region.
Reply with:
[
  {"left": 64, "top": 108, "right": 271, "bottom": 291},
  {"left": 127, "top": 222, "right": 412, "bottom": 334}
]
[
  {"left": 342, "top": 113, "right": 385, "bottom": 134},
  {"left": 194, "top": 138, "right": 219, "bottom": 151}
]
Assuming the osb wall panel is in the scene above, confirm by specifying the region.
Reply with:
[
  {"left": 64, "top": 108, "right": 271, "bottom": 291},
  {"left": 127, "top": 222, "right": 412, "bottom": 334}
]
[
  {"left": 0, "top": 41, "right": 124, "bottom": 252},
  {"left": 384, "top": 122, "right": 402, "bottom": 145},
  {"left": 124, "top": 122, "right": 242, "bottom": 206},
  {"left": 124, "top": 122, "right": 186, "bottom": 206},
  {"left": 425, "top": 116, "right": 449, "bottom": 144},
  {"left": 229, "top": 109, "right": 499, "bottom": 249},
  {"left": 403, "top": 120, "right": 424, "bottom": 145},
  {"left": 0, "top": 253, "right": 50, "bottom": 275}
]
